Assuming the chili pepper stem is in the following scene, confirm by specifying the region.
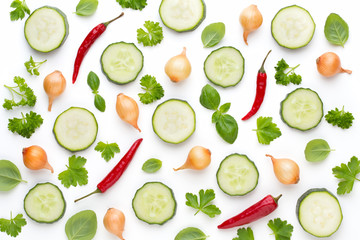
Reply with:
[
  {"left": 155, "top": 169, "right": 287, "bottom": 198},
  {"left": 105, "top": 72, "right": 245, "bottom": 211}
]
[
  {"left": 74, "top": 188, "right": 101, "bottom": 203},
  {"left": 273, "top": 194, "right": 282, "bottom": 204},
  {"left": 103, "top": 12, "right": 124, "bottom": 27},
  {"left": 259, "top": 50, "right": 272, "bottom": 73}
]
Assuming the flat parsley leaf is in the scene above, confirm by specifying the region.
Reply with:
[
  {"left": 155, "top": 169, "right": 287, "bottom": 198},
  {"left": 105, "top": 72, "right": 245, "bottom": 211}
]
[
  {"left": 10, "top": 0, "right": 30, "bottom": 21},
  {"left": 233, "top": 227, "right": 254, "bottom": 240},
  {"left": 94, "top": 141, "right": 120, "bottom": 162},
  {"left": 3, "top": 76, "right": 37, "bottom": 110},
  {"left": 274, "top": 59, "right": 302, "bottom": 86},
  {"left": 138, "top": 75, "right": 164, "bottom": 104},
  {"left": 8, "top": 111, "right": 43, "bottom": 138},
  {"left": 332, "top": 156, "right": 360, "bottom": 194},
  {"left": 185, "top": 189, "right": 221, "bottom": 218},
  {"left": 137, "top": 20, "right": 164, "bottom": 47},
  {"left": 24, "top": 56, "right": 47, "bottom": 76},
  {"left": 116, "top": 0, "right": 147, "bottom": 10},
  {"left": 325, "top": 106, "right": 354, "bottom": 129},
  {"left": 268, "top": 218, "right": 294, "bottom": 240},
  {"left": 58, "top": 155, "right": 88, "bottom": 188},
  {"left": 254, "top": 117, "right": 282, "bottom": 145},
  {"left": 0, "top": 212, "right": 27, "bottom": 237}
]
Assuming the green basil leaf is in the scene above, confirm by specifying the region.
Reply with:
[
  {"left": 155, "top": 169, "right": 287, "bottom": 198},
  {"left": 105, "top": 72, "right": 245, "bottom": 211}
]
[
  {"left": 142, "top": 158, "right": 162, "bottom": 173},
  {"left": 305, "top": 139, "right": 334, "bottom": 162},
  {"left": 201, "top": 22, "right": 225, "bottom": 48},
  {"left": 0, "top": 160, "right": 26, "bottom": 191},
  {"left": 94, "top": 94, "right": 106, "bottom": 112},
  {"left": 65, "top": 210, "right": 97, "bottom": 240},
  {"left": 212, "top": 110, "right": 221, "bottom": 123},
  {"left": 216, "top": 114, "right": 238, "bottom": 144},
  {"left": 175, "top": 227, "right": 208, "bottom": 240},
  {"left": 87, "top": 71, "right": 100, "bottom": 92},
  {"left": 324, "top": 13, "right": 349, "bottom": 47},
  {"left": 76, "top": 0, "right": 98, "bottom": 16},
  {"left": 219, "top": 103, "right": 231, "bottom": 113},
  {"left": 200, "top": 84, "right": 220, "bottom": 110}
]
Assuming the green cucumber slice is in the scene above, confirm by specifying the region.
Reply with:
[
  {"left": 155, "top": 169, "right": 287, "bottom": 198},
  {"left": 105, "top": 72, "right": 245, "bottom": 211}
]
[
  {"left": 24, "top": 183, "right": 66, "bottom": 223},
  {"left": 101, "top": 42, "right": 143, "bottom": 84},
  {"left": 132, "top": 182, "right": 176, "bottom": 225},
  {"left": 204, "top": 46, "right": 245, "bottom": 88},
  {"left": 24, "top": 6, "right": 69, "bottom": 53},
  {"left": 216, "top": 154, "right": 259, "bottom": 196}
]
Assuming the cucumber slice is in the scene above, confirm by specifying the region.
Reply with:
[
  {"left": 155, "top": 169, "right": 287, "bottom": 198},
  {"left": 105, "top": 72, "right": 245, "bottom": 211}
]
[
  {"left": 53, "top": 107, "right": 98, "bottom": 152},
  {"left": 204, "top": 46, "right": 245, "bottom": 88},
  {"left": 152, "top": 99, "right": 195, "bottom": 144},
  {"left": 216, "top": 154, "right": 259, "bottom": 196},
  {"left": 24, "top": 6, "right": 69, "bottom": 53},
  {"left": 296, "top": 188, "right": 342, "bottom": 237},
  {"left": 101, "top": 42, "right": 143, "bottom": 84},
  {"left": 132, "top": 182, "right": 176, "bottom": 225},
  {"left": 280, "top": 88, "right": 323, "bottom": 131},
  {"left": 159, "top": 0, "right": 206, "bottom": 32},
  {"left": 271, "top": 5, "right": 315, "bottom": 49},
  {"left": 24, "top": 183, "right": 66, "bottom": 223}
]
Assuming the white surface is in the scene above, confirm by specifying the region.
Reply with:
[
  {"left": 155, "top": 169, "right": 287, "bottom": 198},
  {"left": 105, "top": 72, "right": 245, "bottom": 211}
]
[{"left": 0, "top": 0, "right": 359, "bottom": 239}]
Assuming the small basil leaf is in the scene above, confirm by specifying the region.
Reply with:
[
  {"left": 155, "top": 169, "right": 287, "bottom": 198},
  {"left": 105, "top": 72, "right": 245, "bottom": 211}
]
[
  {"left": 305, "top": 139, "right": 334, "bottom": 162},
  {"left": 201, "top": 22, "right": 225, "bottom": 48},
  {"left": 76, "top": 0, "right": 98, "bottom": 16},
  {"left": 212, "top": 111, "right": 221, "bottom": 123},
  {"left": 200, "top": 84, "right": 220, "bottom": 110},
  {"left": 215, "top": 114, "right": 238, "bottom": 144},
  {"left": 87, "top": 71, "right": 100, "bottom": 92},
  {"left": 94, "top": 94, "right": 106, "bottom": 112},
  {"left": 175, "top": 227, "right": 208, "bottom": 240},
  {"left": 0, "top": 160, "right": 26, "bottom": 191},
  {"left": 219, "top": 103, "right": 231, "bottom": 113},
  {"left": 324, "top": 13, "right": 349, "bottom": 47},
  {"left": 142, "top": 158, "right": 162, "bottom": 173},
  {"left": 65, "top": 210, "right": 97, "bottom": 240}
]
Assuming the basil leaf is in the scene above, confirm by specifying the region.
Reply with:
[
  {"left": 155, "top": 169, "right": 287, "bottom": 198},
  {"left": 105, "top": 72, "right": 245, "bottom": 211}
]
[
  {"left": 175, "top": 227, "right": 208, "bottom": 240},
  {"left": 216, "top": 114, "right": 238, "bottom": 144},
  {"left": 0, "top": 160, "right": 26, "bottom": 191},
  {"left": 305, "top": 139, "right": 334, "bottom": 162},
  {"left": 212, "top": 110, "right": 221, "bottom": 123},
  {"left": 219, "top": 103, "right": 231, "bottom": 113},
  {"left": 142, "top": 158, "right": 162, "bottom": 173},
  {"left": 324, "top": 13, "right": 349, "bottom": 47},
  {"left": 76, "top": 0, "right": 98, "bottom": 16},
  {"left": 94, "top": 94, "right": 106, "bottom": 112},
  {"left": 200, "top": 84, "right": 220, "bottom": 110},
  {"left": 87, "top": 71, "right": 100, "bottom": 92},
  {"left": 201, "top": 22, "right": 225, "bottom": 48},
  {"left": 65, "top": 210, "right": 97, "bottom": 240}
]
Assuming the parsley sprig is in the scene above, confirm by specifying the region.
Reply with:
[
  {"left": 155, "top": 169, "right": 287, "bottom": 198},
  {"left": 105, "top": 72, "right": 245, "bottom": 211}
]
[
  {"left": 0, "top": 212, "right": 27, "bottom": 237},
  {"left": 253, "top": 117, "right": 282, "bottom": 145},
  {"left": 137, "top": 21, "right": 164, "bottom": 47},
  {"left": 268, "top": 218, "right": 294, "bottom": 240},
  {"left": 10, "top": 0, "right": 30, "bottom": 21},
  {"left": 185, "top": 189, "right": 221, "bottom": 218},
  {"left": 116, "top": 0, "right": 147, "bottom": 10},
  {"left": 3, "top": 76, "right": 37, "bottom": 110},
  {"left": 138, "top": 75, "right": 164, "bottom": 104},
  {"left": 58, "top": 155, "right": 88, "bottom": 188},
  {"left": 24, "top": 56, "right": 47, "bottom": 76},
  {"left": 233, "top": 227, "right": 254, "bottom": 240},
  {"left": 8, "top": 111, "right": 43, "bottom": 138},
  {"left": 332, "top": 156, "right": 360, "bottom": 194},
  {"left": 275, "top": 59, "right": 302, "bottom": 86},
  {"left": 325, "top": 106, "right": 354, "bottom": 129},
  {"left": 94, "top": 141, "right": 120, "bottom": 162}
]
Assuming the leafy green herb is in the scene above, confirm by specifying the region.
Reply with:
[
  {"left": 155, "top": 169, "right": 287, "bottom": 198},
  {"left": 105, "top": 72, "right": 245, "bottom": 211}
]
[
  {"left": 332, "top": 156, "right": 360, "bottom": 194},
  {"left": 214, "top": 113, "right": 238, "bottom": 144},
  {"left": 175, "top": 227, "right": 208, "bottom": 240},
  {"left": 0, "top": 212, "right": 26, "bottom": 237},
  {"left": 10, "top": 0, "right": 30, "bottom": 21},
  {"left": 200, "top": 84, "right": 220, "bottom": 110},
  {"left": 87, "top": 71, "right": 106, "bottom": 112},
  {"left": 138, "top": 75, "right": 164, "bottom": 104},
  {"left": 0, "top": 160, "right": 26, "bottom": 191},
  {"left": 116, "top": 0, "right": 147, "bottom": 10},
  {"left": 324, "top": 13, "right": 349, "bottom": 47},
  {"left": 274, "top": 59, "right": 302, "bottom": 86},
  {"left": 305, "top": 139, "right": 334, "bottom": 162},
  {"left": 137, "top": 21, "right": 164, "bottom": 47},
  {"left": 253, "top": 117, "right": 281, "bottom": 145},
  {"left": 58, "top": 155, "right": 88, "bottom": 188},
  {"left": 65, "top": 210, "right": 97, "bottom": 240},
  {"left": 233, "top": 227, "right": 254, "bottom": 240},
  {"left": 201, "top": 22, "right": 225, "bottom": 48},
  {"left": 142, "top": 158, "right": 162, "bottom": 173},
  {"left": 94, "top": 94, "right": 106, "bottom": 112},
  {"left": 325, "top": 106, "right": 354, "bottom": 129},
  {"left": 185, "top": 189, "right": 221, "bottom": 218},
  {"left": 3, "top": 76, "right": 37, "bottom": 110},
  {"left": 94, "top": 141, "right": 120, "bottom": 162},
  {"left": 24, "top": 56, "right": 47, "bottom": 76},
  {"left": 75, "top": 0, "right": 98, "bottom": 16},
  {"left": 268, "top": 218, "right": 293, "bottom": 240},
  {"left": 8, "top": 111, "right": 43, "bottom": 138}
]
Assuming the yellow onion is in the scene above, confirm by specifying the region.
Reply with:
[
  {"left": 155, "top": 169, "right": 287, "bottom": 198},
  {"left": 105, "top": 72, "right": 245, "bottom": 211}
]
[
  {"left": 266, "top": 154, "right": 299, "bottom": 184},
  {"left": 174, "top": 146, "right": 211, "bottom": 171},
  {"left": 316, "top": 52, "right": 352, "bottom": 77},
  {"left": 103, "top": 208, "right": 125, "bottom": 239},
  {"left": 116, "top": 93, "right": 140, "bottom": 132},
  {"left": 165, "top": 47, "right": 191, "bottom": 82},
  {"left": 43, "top": 70, "right": 66, "bottom": 111},
  {"left": 240, "top": 4, "right": 263, "bottom": 45},
  {"left": 22, "top": 145, "right": 53, "bottom": 173}
]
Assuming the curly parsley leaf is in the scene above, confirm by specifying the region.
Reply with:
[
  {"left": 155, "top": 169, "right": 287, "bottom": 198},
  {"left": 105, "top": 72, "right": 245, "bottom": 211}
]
[
  {"left": 137, "top": 20, "right": 164, "bottom": 47},
  {"left": 8, "top": 111, "right": 43, "bottom": 138},
  {"left": 116, "top": 0, "right": 147, "bottom": 10},
  {"left": 0, "top": 212, "right": 26, "bottom": 237},
  {"left": 185, "top": 189, "right": 221, "bottom": 218},
  {"left": 274, "top": 59, "right": 302, "bottom": 86},
  {"left": 268, "top": 218, "right": 294, "bottom": 240},
  {"left": 94, "top": 141, "right": 120, "bottom": 162},
  {"left": 332, "top": 156, "right": 360, "bottom": 195},
  {"left": 233, "top": 227, "right": 254, "bottom": 240},
  {"left": 138, "top": 75, "right": 164, "bottom": 104},
  {"left": 325, "top": 106, "right": 354, "bottom": 129},
  {"left": 10, "top": 0, "right": 30, "bottom": 21},
  {"left": 24, "top": 56, "right": 47, "bottom": 76},
  {"left": 3, "top": 76, "right": 37, "bottom": 110},
  {"left": 58, "top": 155, "right": 88, "bottom": 188},
  {"left": 254, "top": 117, "right": 282, "bottom": 145}
]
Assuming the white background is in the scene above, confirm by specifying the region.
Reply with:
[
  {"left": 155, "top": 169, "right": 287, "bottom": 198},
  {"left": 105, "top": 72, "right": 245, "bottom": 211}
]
[{"left": 0, "top": 0, "right": 359, "bottom": 239}]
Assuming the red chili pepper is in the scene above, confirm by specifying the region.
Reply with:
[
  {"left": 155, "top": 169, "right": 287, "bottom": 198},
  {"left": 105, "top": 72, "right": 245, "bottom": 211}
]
[
  {"left": 74, "top": 138, "right": 143, "bottom": 203},
  {"left": 217, "top": 194, "right": 281, "bottom": 229},
  {"left": 72, "top": 12, "right": 124, "bottom": 84},
  {"left": 242, "top": 50, "right": 272, "bottom": 120}
]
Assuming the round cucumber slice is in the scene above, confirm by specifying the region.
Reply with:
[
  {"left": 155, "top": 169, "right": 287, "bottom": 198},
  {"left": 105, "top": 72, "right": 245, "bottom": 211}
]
[
  {"left": 271, "top": 5, "right": 315, "bottom": 49},
  {"left": 216, "top": 154, "right": 259, "bottom": 196},
  {"left": 132, "top": 182, "right": 176, "bottom": 225},
  {"left": 101, "top": 42, "right": 143, "bottom": 84},
  {"left": 24, "top": 6, "right": 69, "bottom": 53},
  {"left": 204, "top": 46, "right": 245, "bottom": 87},
  {"left": 24, "top": 183, "right": 66, "bottom": 223},
  {"left": 152, "top": 99, "right": 196, "bottom": 144}
]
